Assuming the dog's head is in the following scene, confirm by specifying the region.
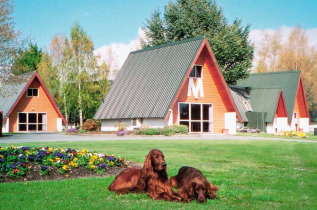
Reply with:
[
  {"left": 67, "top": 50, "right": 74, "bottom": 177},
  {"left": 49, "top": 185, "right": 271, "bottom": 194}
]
[
  {"left": 144, "top": 149, "right": 167, "bottom": 172},
  {"left": 189, "top": 179, "right": 219, "bottom": 203}
]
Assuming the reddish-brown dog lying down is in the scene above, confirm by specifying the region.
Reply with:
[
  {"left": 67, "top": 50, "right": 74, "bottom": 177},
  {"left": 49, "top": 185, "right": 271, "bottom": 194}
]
[
  {"left": 108, "top": 149, "right": 181, "bottom": 201},
  {"left": 170, "top": 166, "right": 219, "bottom": 203}
]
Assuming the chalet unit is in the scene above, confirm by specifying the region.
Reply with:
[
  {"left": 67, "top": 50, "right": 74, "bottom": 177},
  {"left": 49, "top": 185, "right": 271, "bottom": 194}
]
[
  {"left": 0, "top": 72, "right": 66, "bottom": 133},
  {"left": 94, "top": 37, "right": 241, "bottom": 134},
  {"left": 232, "top": 71, "right": 310, "bottom": 133}
]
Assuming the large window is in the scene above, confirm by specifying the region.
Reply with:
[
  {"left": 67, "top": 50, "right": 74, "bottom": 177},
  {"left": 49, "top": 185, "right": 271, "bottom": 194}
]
[
  {"left": 27, "top": 88, "right": 38, "bottom": 97},
  {"left": 18, "top": 113, "right": 47, "bottom": 132},
  {"left": 179, "top": 103, "right": 212, "bottom": 133}
]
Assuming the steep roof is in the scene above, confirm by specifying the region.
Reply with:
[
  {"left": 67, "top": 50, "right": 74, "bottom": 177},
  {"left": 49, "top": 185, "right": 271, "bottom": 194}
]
[
  {"left": 0, "top": 71, "right": 66, "bottom": 124},
  {"left": 237, "top": 71, "right": 301, "bottom": 122},
  {"left": 95, "top": 37, "right": 205, "bottom": 119},
  {"left": 228, "top": 86, "right": 251, "bottom": 122},
  {"left": 0, "top": 72, "right": 35, "bottom": 118},
  {"left": 95, "top": 36, "right": 241, "bottom": 121},
  {"left": 249, "top": 88, "right": 282, "bottom": 122}
]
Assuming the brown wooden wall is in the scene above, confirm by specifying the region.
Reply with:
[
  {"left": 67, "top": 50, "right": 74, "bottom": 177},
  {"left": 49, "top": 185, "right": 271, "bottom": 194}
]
[
  {"left": 9, "top": 78, "right": 60, "bottom": 132},
  {"left": 170, "top": 47, "right": 230, "bottom": 133},
  {"left": 276, "top": 94, "right": 288, "bottom": 117}
]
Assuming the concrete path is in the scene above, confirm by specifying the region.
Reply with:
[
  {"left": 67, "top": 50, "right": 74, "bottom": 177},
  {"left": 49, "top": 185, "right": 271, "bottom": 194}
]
[{"left": 0, "top": 133, "right": 316, "bottom": 143}]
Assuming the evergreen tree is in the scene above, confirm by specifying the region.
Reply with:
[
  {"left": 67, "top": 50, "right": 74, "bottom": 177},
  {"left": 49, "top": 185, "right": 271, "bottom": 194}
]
[{"left": 143, "top": 0, "right": 253, "bottom": 84}]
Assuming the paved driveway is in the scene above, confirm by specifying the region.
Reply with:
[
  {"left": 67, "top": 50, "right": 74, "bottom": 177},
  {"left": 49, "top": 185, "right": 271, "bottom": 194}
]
[{"left": 0, "top": 133, "right": 316, "bottom": 143}]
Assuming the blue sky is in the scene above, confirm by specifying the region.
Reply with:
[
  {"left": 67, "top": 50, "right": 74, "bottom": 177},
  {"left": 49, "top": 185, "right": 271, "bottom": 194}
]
[{"left": 14, "top": 0, "right": 317, "bottom": 49}]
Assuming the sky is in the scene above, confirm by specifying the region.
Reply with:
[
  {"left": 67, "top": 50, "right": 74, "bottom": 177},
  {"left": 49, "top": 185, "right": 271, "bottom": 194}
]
[{"left": 13, "top": 0, "right": 317, "bottom": 76}]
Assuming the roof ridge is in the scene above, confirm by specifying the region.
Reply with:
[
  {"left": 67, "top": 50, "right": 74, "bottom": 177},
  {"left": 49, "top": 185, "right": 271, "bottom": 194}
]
[
  {"left": 131, "top": 36, "right": 205, "bottom": 55},
  {"left": 250, "top": 70, "right": 301, "bottom": 76}
]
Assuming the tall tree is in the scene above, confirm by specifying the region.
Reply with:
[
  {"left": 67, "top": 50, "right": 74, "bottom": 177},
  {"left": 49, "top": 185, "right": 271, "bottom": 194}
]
[
  {"left": 11, "top": 43, "right": 42, "bottom": 75},
  {"left": 143, "top": 0, "right": 254, "bottom": 84},
  {"left": 0, "top": 0, "right": 24, "bottom": 77},
  {"left": 50, "top": 34, "right": 71, "bottom": 127},
  {"left": 255, "top": 26, "right": 317, "bottom": 111}
]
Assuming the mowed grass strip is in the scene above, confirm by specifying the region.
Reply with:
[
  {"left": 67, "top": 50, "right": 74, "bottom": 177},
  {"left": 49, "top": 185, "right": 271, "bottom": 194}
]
[{"left": 0, "top": 140, "right": 316, "bottom": 209}]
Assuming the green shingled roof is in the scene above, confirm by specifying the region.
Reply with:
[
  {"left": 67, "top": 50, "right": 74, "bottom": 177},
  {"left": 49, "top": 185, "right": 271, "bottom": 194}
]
[
  {"left": 0, "top": 71, "right": 35, "bottom": 118},
  {"left": 94, "top": 37, "right": 205, "bottom": 119},
  {"left": 237, "top": 71, "right": 301, "bottom": 123}
]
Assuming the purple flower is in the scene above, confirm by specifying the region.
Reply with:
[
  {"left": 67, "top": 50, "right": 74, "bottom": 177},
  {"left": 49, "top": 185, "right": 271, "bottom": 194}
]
[
  {"left": 55, "top": 153, "right": 65, "bottom": 158},
  {"left": 18, "top": 154, "right": 25, "bottom": 159},
  {"left": 41, "top": 166, "right": 48, "bottom": 171},
  {"left": 9, "top": 164, "right": 16, "bottom": 169},
  {"left": 98, "top": 163, "right": 107, "bottom": 169},
  {"left": 108, "top": 156, "right": 114, "bottom": 161},
  {"left": 22, "top": 147, "right": 30, "bottom": 151},
  {"left": 17, "top": 161, "right": 24, "bottom": 166},
  {"left": 28, "top": 155, "right": 34, "bottom": 161},
  {"left": 67, "top": 148, "right": 72, "bottom": 153}
]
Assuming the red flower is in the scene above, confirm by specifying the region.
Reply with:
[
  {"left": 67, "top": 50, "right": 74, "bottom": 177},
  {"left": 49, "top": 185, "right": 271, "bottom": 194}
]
[
  {"left": 13, "top": 169, "right": 19, "bottom": 174},
  {"left": 73, "top": 151, "right": 77, "bottom": 156},
  {"left": 23, "top": 163, "right": 28, "bottom": 167}
]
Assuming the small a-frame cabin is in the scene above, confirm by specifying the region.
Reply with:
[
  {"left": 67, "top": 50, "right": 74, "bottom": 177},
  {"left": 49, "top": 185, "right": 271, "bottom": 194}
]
[{"left": 0, "top": 71, "right": 66, "bottom": 133}]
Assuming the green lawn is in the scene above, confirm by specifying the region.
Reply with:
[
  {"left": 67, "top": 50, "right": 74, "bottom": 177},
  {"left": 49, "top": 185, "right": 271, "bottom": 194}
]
[
  {"left": 237, "top": 131, "right": 317, "bottom": 141},
  {"left": 1, "top": 140, "right": 316, "bottom": 209}
]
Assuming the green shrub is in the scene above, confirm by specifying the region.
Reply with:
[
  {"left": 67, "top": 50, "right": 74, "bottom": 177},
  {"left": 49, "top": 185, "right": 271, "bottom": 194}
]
[{"left": 135, "top": 125, "right": 188, "bottom": 136}]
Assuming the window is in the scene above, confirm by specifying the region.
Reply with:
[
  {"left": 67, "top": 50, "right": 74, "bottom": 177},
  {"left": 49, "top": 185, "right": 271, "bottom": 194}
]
[
  {"left": 189, "top": 65, "right": 202, "bottom": 78},
  {"left": 18, "top": 113, "right": 47, "bottom": 132},
  {"left": 132, "top": 119, "right": 137, "bottom": 127},
  {"left": 27, "top": 88, "right": 38, "bottom": 97},
  {"left": 179, "top": 103, "right": 212, "bottom": 133},
  {"left": 243, "top": 101, "right": 252, "bottom": 112}
]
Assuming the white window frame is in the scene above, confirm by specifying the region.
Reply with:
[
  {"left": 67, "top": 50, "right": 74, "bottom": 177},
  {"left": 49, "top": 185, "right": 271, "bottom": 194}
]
[
  {"left": 26, "top": 88, "right": 39, "bottom": 97},
  {"left": 17, "top": 112, "right": 47, "bottom": 132},
  {"left": 178, "top": 102, "right": 213, "bottom": 133},
  {"left": 189, "top": 65, "right": 203, "bottom": 78}
]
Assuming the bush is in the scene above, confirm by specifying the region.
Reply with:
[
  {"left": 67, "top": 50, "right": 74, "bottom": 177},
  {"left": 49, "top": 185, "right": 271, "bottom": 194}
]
[
  {"left": 84, "top": 119, "right": 100, "bottom": 131},
  {"left": 136, "top": 125, "right": 188, "bottom": 136},
  {"left": 115, "top": 122, "right": 127, "bottom": 131}
]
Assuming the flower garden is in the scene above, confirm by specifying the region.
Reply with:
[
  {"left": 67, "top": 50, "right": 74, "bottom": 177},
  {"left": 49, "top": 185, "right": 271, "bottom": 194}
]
[{"left": 0, "top": 145, "right": 127, "bottom": 182}]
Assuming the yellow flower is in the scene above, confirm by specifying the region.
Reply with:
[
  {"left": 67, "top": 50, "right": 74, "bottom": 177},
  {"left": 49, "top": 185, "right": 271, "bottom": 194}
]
[
  {"left": 0, "top": 155, "right": 3, "bottom": 159},
  {"left": 73, "top": 157, "right": 78, "bottom": 162},
  {"left": 49, "top": 158, "right": 54, "bottom": 162},
  {"left": 99, "top": 158, "right": 104, "bottom": 162},
  {"left": 111, "top": 154, "right": 115, "bottom": 157},
  {"left": 91, "top": 165, "right": 96, "bottom": 170},
  {"left": 48, "top": 147, "right": 53, "bottom": 152},
  {"left": 56, "top": 157, "right": 60, "bottom": 161},
  {"left": 66, "top": 174, "right": 69, "bottom": 177},
  {"left": 82, "top": 149, "right": 87, "bottom": 154},
  {"left": 10, "top": 145, "right": 14, "bottom": 149},
  {"left": 89, "top": 158, "right": 95, "bottom": 163},
  {"left": 110, "top": 161, "right": 114, "bottom": 165},
  {"left": 26, "top": 150, "right": 31, "bottom": 154},
  {"left": 92, "top": 155, "right": 98, "bottom": 160},
  {"left": 62, "top": 165, "right": 69, "bottom": 171}
]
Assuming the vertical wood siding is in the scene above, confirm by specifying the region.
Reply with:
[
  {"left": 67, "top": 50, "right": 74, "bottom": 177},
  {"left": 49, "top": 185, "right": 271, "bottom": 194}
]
[
  {"left": 9, "top": 78, "right": 60, "bottom": 132},
  {"left": 171, "top": 47, "right": 229, "bottom": 133}
]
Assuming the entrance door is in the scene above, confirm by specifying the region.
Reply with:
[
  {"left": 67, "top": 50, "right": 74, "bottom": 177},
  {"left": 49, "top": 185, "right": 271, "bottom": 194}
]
[
  {"left": 18, "top": 113, "right": 47, "bottom": 132},
  {"left": 179, "top": 103, "right": 213, "bottom": 133}
]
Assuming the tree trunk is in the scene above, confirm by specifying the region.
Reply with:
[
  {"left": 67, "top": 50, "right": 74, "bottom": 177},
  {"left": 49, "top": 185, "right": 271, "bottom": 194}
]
[
  {"left": 78, "top": 81, "right": 83, "bottom": 129},
  {"left": 63, "top": 91, "right": 68, "bottom": 129}
]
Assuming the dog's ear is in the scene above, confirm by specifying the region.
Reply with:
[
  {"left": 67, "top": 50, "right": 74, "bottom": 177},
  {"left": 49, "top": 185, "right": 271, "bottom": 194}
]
[
  {"left": 206, "top": 181, "right": 219, "bottom": 199},
  {"left": 188, "top": 181, "right": 196, "bottom": 197}
]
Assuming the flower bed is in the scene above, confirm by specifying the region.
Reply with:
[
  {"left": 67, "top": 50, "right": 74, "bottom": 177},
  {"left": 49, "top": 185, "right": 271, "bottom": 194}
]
[
  {"left": 0, "top": 146, "right": 127, "bottom": 182},
  {"left": 277, "top": 131, "right": 307, "bottom": 138}
]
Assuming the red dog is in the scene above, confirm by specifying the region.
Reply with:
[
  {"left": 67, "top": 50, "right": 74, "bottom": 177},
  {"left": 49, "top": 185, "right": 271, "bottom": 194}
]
[
  {"left": 170, "top": 166, "right": 219, "bottom": 203},
  {"left": 108, "top": 149, "right": 181, "bottom": 201}
]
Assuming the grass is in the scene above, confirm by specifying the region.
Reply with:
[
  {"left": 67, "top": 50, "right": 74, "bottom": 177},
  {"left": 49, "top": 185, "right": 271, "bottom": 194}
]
[
  {"left": 236, "top": 131, "right": 317, "bottom": 141},
  {"left": 1, "top": 140, "right": 317, "bottom": 209}
]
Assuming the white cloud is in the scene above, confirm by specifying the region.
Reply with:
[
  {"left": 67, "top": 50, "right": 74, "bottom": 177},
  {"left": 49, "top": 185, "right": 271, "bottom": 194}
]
[{"left": 94, "top": 28, "right": 147, "bottom": 80}]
